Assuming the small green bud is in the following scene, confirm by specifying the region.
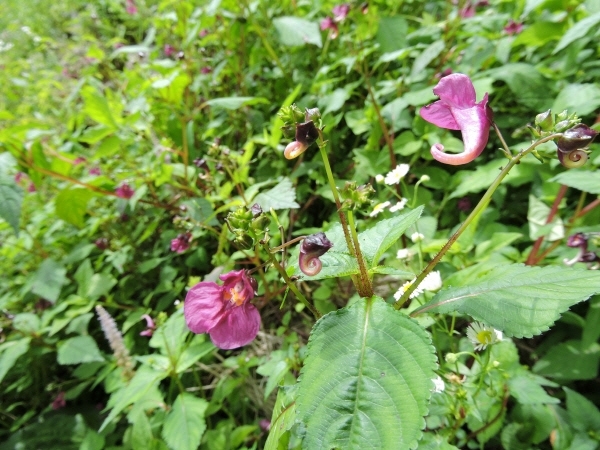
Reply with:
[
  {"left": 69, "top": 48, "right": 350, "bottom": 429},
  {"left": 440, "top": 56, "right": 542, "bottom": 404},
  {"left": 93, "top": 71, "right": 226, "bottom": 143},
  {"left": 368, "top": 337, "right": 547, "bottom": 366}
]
[
  {"left": 340, "top": 181, "right": 375, "bottom": 211},
  {"left": 554, "top": 119, "right": 571, "bottom": 132},
  {"left": 445, "top": 353, "right": 458, "bottom": 364},
  {"left": 556, "top": 110, "right": 569, "bottom": 121},
  {"left": 535, "top": 109, "right": 554, "bottom": 131}
]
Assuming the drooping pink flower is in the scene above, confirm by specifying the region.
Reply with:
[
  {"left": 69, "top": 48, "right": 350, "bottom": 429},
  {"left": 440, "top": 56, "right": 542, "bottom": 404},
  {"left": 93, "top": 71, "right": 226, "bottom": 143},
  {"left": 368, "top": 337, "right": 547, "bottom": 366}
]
[
  {"left": 504, "top": 20, "right": 523, "bottom": 35},
  {"left": 199, "top": 29, "right": 209, "bottom": 38},
  {"left": 184, "top": 270, "right": 260, "bottom": 349},
  {"left": 164, "top": 44, "right": 175, "bottom": 57},
  {"left": 52, "top": 391, "right": 66, "bottom": 410},
  {"left": 332, "top": 4, "right": 350, "bottom": 22},
  {"left": 115, "top": 183, "right": 135, "bottom": 199},
  {"left": 200, "top": 67, "right": 212, "bottom": 74},
  {"left": 171, "top": 232, "right": 192, "bottom": 253},
  {"left": 27, "top": 182, "right": 36, "bottom": 193},
  {"left": 320, "top": 17, "right": 339, "bottom": 39},
  {"left": 139, "top": 314, "right": 156, "bottom": 337},
  {"left": 14, "top": 172, "right": 25, "bottom": 183},
  {"left": 420, "top": 73, "right": 493, "bottom": 165},
  {"left": 125, "top": 0, "right": 137, "bottom": 15},
  {"left": 89, "top": 167, "right": 101, "bottom": 176}
]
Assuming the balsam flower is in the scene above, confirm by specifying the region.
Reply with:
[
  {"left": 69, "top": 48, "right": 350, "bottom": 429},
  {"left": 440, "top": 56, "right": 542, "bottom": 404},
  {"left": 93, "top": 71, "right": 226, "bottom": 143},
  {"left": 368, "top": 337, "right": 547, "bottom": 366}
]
[
  {"left": 184, "top": 270, "right": 260, "bottom": 349},
  {"left": 420, "top": 73, "right": 493, "bottom": 165}
]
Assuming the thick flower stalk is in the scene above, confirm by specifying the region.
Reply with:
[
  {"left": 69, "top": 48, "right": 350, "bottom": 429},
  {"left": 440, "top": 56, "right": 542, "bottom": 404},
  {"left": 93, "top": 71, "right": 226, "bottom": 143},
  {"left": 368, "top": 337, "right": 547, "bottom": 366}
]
[
  {"left": 420, "top": 73, "right": 493, "bottom": 165},
  {"left": 95, "top": 305, "right": 135, "bottom": 379},
  {"left": 184, "top": 270, "right": 260, "bottom": 349}
]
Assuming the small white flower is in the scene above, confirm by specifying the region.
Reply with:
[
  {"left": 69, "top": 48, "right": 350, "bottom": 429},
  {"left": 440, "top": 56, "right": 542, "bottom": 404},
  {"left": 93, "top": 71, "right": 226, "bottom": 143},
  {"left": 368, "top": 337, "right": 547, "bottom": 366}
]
[
  {"left": 389, "top": 198, "right": 408, "bottom": 212},
  {"left": 466, "top": 322, "right": 502, "bottom": 351},
  {"left": 411, "top": 232, "right": 424, "bottom": 243},
  {"left": 369, "top": 201, "right": 390, "bottom": 217},
  {"left": 384, "top": 164, "right": 410, "bottom": 185},
  {"left": 393, "top": 280, "right": 423, "bottom": 300},
  {"left": 420, "top": 271, "right": 442, "bottom": 291},
  {"left": 396, "top": 248, "right": 413, "bottom": 260},
  {"left": 21, "top": 26, "right": 32, "bottom": 35},
  {"left": 375, "top": 174, "right": 385, "bottom": 183},
  {"left": 431, "top": 375, "right": 445, "bottom": 393}
]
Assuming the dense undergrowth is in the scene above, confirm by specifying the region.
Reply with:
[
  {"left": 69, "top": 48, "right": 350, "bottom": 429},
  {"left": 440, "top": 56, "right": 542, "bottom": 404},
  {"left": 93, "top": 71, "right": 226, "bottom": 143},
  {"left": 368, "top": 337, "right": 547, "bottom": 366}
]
[{"left": 2, "top": 0, "right": 600, "bottom": 449}]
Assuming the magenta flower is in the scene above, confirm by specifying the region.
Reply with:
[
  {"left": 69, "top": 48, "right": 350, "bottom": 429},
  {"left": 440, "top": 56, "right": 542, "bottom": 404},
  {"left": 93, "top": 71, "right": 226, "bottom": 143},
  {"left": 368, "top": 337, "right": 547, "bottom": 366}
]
[
  {"left": 51, "top": 391, "right": 66, "bottom": 410},
  {"left": 420, "top": 73, "right": 493, "bottom": 165},
  {"left": 139, "top": 314, "right": 156, "bottom": 337},
  {"left": 164, "top": 44, "right": 175, "bottom": 57},
  {"left": 125, "top": 0, "right": 137, "bottom": 14},
  {"left": 171, "top": 232, "right": 192, "bottom": 253},
  {"left": 320, "top": 17, "right": 339, "bottom": 39},
  {"left": 89, "top": 167, "right": 101, "bottom": 176},
  {"left": 504, "top": 20, "right": 523, "bottom": 35},
  {"left": 73, "top": 156, "right": 86, "bottom": 165},
  {"left": 332, "top": 4, "right": 350, "bottom": 22},
  {"left": 115, "top": 183, "right": 135, "bottom": 199},
  {"left": 184, "top": 270, "right": 260, "bottom": 349}
]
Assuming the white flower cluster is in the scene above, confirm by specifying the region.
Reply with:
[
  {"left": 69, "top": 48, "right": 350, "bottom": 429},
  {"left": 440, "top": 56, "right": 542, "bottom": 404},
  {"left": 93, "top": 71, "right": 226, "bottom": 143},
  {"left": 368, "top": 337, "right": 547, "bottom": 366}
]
[
  {"left": 384, "top": 164, "right": 410, "bottom": 185},
  {"left": 393, "top": 271, "right": 442, "bottom": 301}
]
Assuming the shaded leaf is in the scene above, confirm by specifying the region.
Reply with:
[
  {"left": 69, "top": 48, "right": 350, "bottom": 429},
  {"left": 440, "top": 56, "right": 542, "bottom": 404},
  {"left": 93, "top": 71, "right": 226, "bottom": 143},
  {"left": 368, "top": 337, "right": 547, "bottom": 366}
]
[
  {"left": 31, "top": 259, "right": 67, "bottom": 303},
  {"left": 162, "top": 393, "right": 208, "bottom": 450},
  {"left": 55, "top": 188, "right": 96, "bottom": 228},
  {"left": 554, "top": 12, "right": 600, "bottom": 53},
  {"left": 549, "top": 170, "right": 600, "bottom": 194},
  {"left": 81, "top": 86, "right": 119, "bottom": 128},
  {"left": 552, "top": 83, "right": 600, "bottom": 117},
  {"left": 265, "top": 385, "right": 297, "bottom": 450},
  {"left": 57, "top": 335, "right": 104, "bottom": 365},
  {"left": 413, "top": 264, "right": 600, "bottom": 338},
  {"left": 533, "top": 339, "right": 600, "bottom": 380},
  {"left": 203, "top": 96, "right": 269, "bottom": 110},
  {"left": 297, "top": 297, "right": 437, "bottom": 449},
  {"left": 273, "top": 16, "right": 322, "bottom": 48},
  {"left": 0, "top": 338, "right": 31, "bottom": 384},
  {"left": 528, "top": 195, "right": 563, "bottom": 241},
  {"left": 0, "top": 172, "right": 23, "bottom": 234}
]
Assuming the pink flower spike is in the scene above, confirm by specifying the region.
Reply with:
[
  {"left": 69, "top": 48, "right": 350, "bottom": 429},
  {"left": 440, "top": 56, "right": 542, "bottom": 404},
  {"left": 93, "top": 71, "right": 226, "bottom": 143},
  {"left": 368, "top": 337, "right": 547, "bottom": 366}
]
[
  {"left": 115, "top": 183, "right": 135, "bottom": 199},
  {"left": 184, "top": 270, "right": 260, "bottom": 349},
  {"left": 420, "top": 73, "right": 493, "bottom": 165}
]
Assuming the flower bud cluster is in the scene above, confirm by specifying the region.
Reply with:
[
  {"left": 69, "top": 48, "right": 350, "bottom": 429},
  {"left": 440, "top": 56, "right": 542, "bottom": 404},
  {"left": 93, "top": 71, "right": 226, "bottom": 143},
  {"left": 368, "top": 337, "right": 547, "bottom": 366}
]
[
  {"left": 225, "top": 203, "right": 270, "bottom": 248},
  {"left": 340, "top": 181, "right": 375, "bottom": 211},
  {"left": 279, "top": 105, "right": 323, "bottom": 160}
]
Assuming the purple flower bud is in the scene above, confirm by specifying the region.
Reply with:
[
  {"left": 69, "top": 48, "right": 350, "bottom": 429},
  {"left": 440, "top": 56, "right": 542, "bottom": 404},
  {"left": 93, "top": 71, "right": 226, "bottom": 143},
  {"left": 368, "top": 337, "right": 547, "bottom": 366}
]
[
  {"left": 320, "top": 17, "right": 339, "bottom": 38},
  {"left": 139, "top": 314, "right": 156, "bottom": 337},
  {"left": 284, "top": 141, "right": 308, "bottom": 159},
  {"left": 250, "top": 203, "right": 263, "bottom": 217},
  {"left": 115, "top": 183, "right": 135, "bottom": 199},
  {"left": 504, "top": 20, "right": 523, "bottom": 35},
  {"left": 171, "top": 232, "right": 192, "bottom": 253},
  {"left": 164, "top": 44, "right": 175, "bottom": 57},
  {"left": 95, "top": 237, "right": 109, "bottom": 250},
  {"left": 557, "top": 124, "right": 598, "bottom": 153},
  {"left": 567, "top": 233, "right": 587, "bottom": 249},
  {"left": 89, "top": 167, "right": 101, "bottom": 176},
  {"left": 299, "top": 232, "right": 333, "bottom": 276}
]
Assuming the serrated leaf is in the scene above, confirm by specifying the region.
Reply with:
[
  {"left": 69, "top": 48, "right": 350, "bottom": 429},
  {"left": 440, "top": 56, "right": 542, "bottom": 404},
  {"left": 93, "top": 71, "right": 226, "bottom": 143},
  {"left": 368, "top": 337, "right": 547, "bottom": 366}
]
[
  {"left": 265, "top": 385, "right": 298, "bottom": 450},
  {"left": 297, "top": 297, "right": 437, "bottom": 449},
  {"left": 31, "top": 259, "right": 67, "bottom": 303},
  {"left": 413, "top": 264, "right": 600, "bottom": 338},
  {"left": 272, "top": 16, "right": 322, "bottom": 48},
  {"left": 0, "top": 338, "right": 31, "bottom": 383},
  {"left": 162, "top": 393, "right": 208, "bottom": 450},
  {"left": 359, "top": 206, "right": 423, "bottom": 265},
  {"left": 507, "top": 374, "right": 560, "bottom": 404},
  {"left": 57, "top": 335, "right": 104, "bottom": 365},
  {"left": 0, "top": 172, "right": 23, "bottom": 234},
  {"left": 554, "top": 11, "right": 600, "bottom": 53},
  {"left": 55, "top": 188, "right": 96, "bottom": 228},
  {"left": 253, "top": 178, "right": 300, "bottom": 210},
  {"left": 549, "top": 170, "right": 600, "bottom": 194}
]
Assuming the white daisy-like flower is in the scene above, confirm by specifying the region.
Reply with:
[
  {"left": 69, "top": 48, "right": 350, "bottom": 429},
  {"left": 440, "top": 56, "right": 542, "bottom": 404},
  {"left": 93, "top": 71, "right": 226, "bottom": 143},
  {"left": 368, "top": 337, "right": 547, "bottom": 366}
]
[
  {"left": 369, "top": 201, "right": 390, "bottom": 217},
  {"left": 375, "top": 174, "right": 385, "bottom": 183},
  {"left": 393, "top": 280, "right": 424, "bottom": 300},
  {"left": 420, "top": 271, "right": 442, "bottom": 291},
  {"left": 411, "top": 232, "right": 424, "bottom": 243},
  {"left": 384, "top": 164, "right": 410, "bottom": 185},
  {"left": 466, "top": 322, "right": 502, "bottom": 351},
  {"left": 431, "top": 375, "right": 445, "bottom": 393},
  {"left": 396, "top": 248, "right": 413, "bottom": 259},
  {"left": 389, "top": 198, "right": 408, "bottom": 212}
]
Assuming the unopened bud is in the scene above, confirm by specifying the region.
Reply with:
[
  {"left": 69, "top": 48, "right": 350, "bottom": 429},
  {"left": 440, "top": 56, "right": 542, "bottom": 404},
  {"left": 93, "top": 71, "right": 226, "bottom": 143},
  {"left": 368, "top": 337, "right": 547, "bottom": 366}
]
[
  {"left": 535, "top": 109, "right": 554, "bottom": 131},
  {"left": 557, "top": 124, "right": 598, "bottom": 153}
]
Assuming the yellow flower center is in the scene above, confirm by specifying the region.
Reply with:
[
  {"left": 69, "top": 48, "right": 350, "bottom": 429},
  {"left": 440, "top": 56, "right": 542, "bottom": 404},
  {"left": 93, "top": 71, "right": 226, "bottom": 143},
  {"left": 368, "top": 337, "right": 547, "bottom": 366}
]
[
  {"left": 476, "top": 330, "right": 493, "bottom": 345},
  {"left": 224, "top": 281, "right": 246, "bottom": 306}
]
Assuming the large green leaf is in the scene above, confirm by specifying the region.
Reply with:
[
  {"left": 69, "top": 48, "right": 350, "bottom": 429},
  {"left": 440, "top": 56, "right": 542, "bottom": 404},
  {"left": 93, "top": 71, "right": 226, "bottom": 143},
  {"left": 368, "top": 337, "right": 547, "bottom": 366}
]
[
  {"left": 549, "top": 170, "right": 600, "bottom": 194},
  {"left": 55, "top": 188, "right": 96, "bottom": 228},
  {"left": 0, "top": 171, "right": 23, "bottom": 234},
  {"left": 31, "top": 258, "right": 67, "bottom": 303},
  {"left": 272, "top": 16, "right": 322, "bottom": 48},
  {"left": 358, "top": 206, "right": 423, "bottom": 265},
  {"left": 296, "top": 297, "right": 437, "bottom": 449},
  {"left": 0, "top": 338, "right": 31, "bottom": 383},
  {"left": 265, "top": 385, "right": 298, "bottom": 450},
  {"left": 533, "top": 339, "right": 600, "bottom": 380},
  {"left": 553, "top": 11, "right": 600, "bottom": 53},
  {"left": 552, "top": 83, "right": 600, "bottom": 117},
  {"left": 412, "top": 264, "right": 600, "bottom": 338},
  {"left": 253, "top": 178, "right": 300, "bottom": 210},
  {"left": 57, "top": 335, "right": 104, "bottom": 365},
  {"left": 162, "top": 393, "right": 208, "bottom": 450},
  {"left": 81, "top": 86, "right": 119, "bottom": 128}
]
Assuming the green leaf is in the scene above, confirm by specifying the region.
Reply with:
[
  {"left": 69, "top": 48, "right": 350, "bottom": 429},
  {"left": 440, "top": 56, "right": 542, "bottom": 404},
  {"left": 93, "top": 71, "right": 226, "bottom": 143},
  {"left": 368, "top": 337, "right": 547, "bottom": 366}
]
[
  {"left": 411, "top": 40, "right": 445, "bottom": 79},
  {"left": 564, "top": 387, "right": 600, "bottom": 433},
  {"left": 507, "top": 374, "right": 560, "bottom": 404},
  {"left": 55, "top": 188, "right": 96, "bottom": 228},
  {"left": 533, "top": 340, "right": 600, "bottom": 380},
  {"left": 0, "top": 171, "right": 23, "bottom": 234},
  {"left": 31, "top": 258, "right": 67, "bottom": 303},
  {"left": 376, "top": 16, "right": 408, "bottom": 53},
  {"left": 485, "top": 64, "right": 552, "bottom": 110},
  {"left": 549, "top": 170, "right": 600, "bottom": 194},
  {"left": 81, "top": 86, "right": 119, "bottom": 128},
  {"left": 253, "top": 178, "right": 300, "bottom": 210},
  {"left": 552, "top": 83, "right": 600, "bottom": 117},
  {"left": 272, "top": 16, "right": 322, "bottom": 48},
  {"left": 359, "top": 206, "right": 424, "bottom": 265},
  {"left": 554, "top": 11, "right": 600, "bottom": 53},
  {"left": 162, "top": 393, "right": 208, "bottom": 450},
  {"left": 296, "top": 297, "right": 437, "bottom": 449},
  {"left": 413, "top": 264, "right": 600, "bottom": 338},
  {"left": 265, "top": 385, "right": 297, "bottom": 450},
  {"left": 0, "top": 338, "right": 31, "bottom": 383},
  {"left": 203, "top": 96, "right": 269, "bottom": 110},
  {"left": 292, "top": 250, "right": 359, "bottom": 281},
  {"left": 57, "top": 335, "right": 104, "bottom": 365},
  {"left": 528, "top": 195, "right": 563, "bottom": 241}
]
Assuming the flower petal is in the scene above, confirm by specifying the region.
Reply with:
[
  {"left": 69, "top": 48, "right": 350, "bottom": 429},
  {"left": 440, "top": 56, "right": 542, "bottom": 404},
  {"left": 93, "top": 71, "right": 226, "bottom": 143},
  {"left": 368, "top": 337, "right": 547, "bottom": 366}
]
[
  {"left": 184, "top": 282, "right": 226, "bottom": 334},
  {"left": 209, "top": 303, "right": 261, "bottom": 349},
  {"left": 420, "top": 101, "right": 461, "bottom": 130},
  {"left": 432, "top": 73, "right": 477, "bottom": 109}
]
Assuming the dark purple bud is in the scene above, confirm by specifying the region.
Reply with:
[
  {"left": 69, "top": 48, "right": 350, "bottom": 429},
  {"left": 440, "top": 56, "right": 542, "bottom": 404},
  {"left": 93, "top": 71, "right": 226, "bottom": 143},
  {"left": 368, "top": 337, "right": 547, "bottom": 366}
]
[
  {"left": 171, "top": 232, "right": 192, "bottom": 253},
  {"left": 194, "top": 158, "right": 208, "bottom": 169},
  {"left": 95, "top": 238, "right": 109, "bottom": 250},
  {"left": 557, "top": 124, "right": 598, "bottom": 153},
  {"left": 567, "top": 233, "right": 587, "bottom": 249},
  {"left": 580, "top": 251, "right": 599, "bottom": 263},
  {"left": 164, "top": 44, "right": 175, "bottom": 57},
  {"left": 299, "top": 232, "right": 333, "bottom": 276},
  {"left": 295, "top": 121, "right": 320, "bottom": 148},
  {"left": 51, "top": 392, "right": 66, "bottom": 410},
  {"left": 259, "top": 419, "right": 271, "bottom": 431}
]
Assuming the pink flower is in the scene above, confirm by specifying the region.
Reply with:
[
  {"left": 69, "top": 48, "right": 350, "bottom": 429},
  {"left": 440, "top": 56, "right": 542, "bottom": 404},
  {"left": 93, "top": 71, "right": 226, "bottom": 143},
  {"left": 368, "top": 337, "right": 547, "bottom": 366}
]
[
  {"left": 139, "top": 314, "right": 156, "bottom": 337},
  {"left": 320, "top": 17, "right": 339, "bottom": 39},
  {"left": 420, "top": 73, "right": 493, "bottom": 165},
  {"left": 504, "top": 20, "right": 523, "bottom": 35},
  {"left": 14, "top": 172, "right": 25, "bottom": 183},
  {"left": 184, "top": 270, "right": 261, "bottom": 349},
  {"left": 171, "top": 232, "right": 192, "bottom": 253},
  {"left": 115, "top": 183, "right": 135, "bottom": 199},
  {"left": 73, "top": 156, "right": 86, "bottom": 165},
  {"left": 200, "top": 67, "right": 212, "bottom": 74},
  {"left": 27, "top": 182, "right": 36, "bottom": 193},
  {"left": 89, "top": 167, "right": 101, "bottom": 176},
  {"left": 164, "top": 44, "right": 175, "bottom": 57},
  {"left": 332, "top": 4, "right": 350, "bottom": 22},
  {"left": 52, "top": 391, "right": 66, "bottom": 410},
  {"left": 125, "top": 0, "right": 137, "bottom": 14}
]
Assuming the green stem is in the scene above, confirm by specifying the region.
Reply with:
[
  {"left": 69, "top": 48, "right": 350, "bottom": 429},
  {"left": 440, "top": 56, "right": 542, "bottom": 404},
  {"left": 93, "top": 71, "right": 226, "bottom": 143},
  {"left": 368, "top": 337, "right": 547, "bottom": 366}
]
[
  {"left": 347, "top": 211, "right": 374, "bottom": 297},
  {"left": 397, "top": 133, "right": 562, "bottom": 310},
  {"left": 265, "top": 246, "right": 321, "bottom": 319}
]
